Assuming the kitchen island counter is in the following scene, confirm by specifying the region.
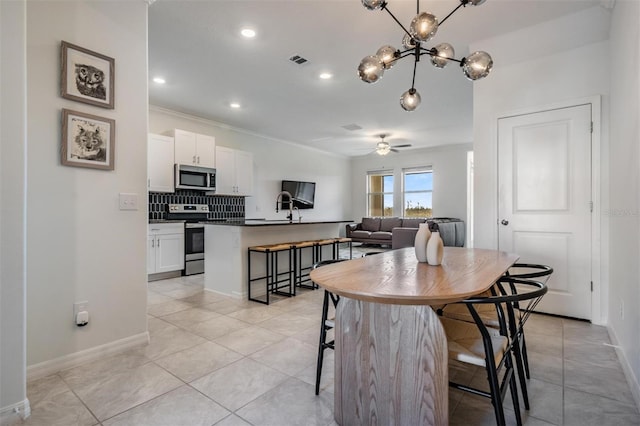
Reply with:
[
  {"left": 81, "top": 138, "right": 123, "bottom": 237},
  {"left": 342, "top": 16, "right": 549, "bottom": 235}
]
[
  {"left": 201, "top": 219, "right": 352, "bottom": 226},
  {"left": 203, "top": 220, "right": 350, "bottom": 298}
]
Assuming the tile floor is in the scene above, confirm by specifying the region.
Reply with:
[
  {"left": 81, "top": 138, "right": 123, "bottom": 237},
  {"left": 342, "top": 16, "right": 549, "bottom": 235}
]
[{"left": 6, "top": 272, "right": 640, "bottom": 426}]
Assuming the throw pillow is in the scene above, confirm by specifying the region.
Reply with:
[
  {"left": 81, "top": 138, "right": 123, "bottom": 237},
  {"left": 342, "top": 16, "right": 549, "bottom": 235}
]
[
  {"left": 380, "top": 217, "right": 402, "bottom": 232},
  {"left": 361, "top": 217, "right": 381, "bottom": 232}
]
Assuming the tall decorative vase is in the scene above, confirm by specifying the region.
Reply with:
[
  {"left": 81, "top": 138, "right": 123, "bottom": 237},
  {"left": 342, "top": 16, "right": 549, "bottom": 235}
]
[
  {"left": 414, "top": 223, "right": 431, "bottom": 263},
  {"left": 426, "top": 229, "right": 444, "bottom": 266}
]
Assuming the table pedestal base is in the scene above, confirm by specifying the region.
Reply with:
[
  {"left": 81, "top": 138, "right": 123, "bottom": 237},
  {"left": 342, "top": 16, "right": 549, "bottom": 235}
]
[{"left": 334, "top": 298, "right": 448, "bottom": 425}]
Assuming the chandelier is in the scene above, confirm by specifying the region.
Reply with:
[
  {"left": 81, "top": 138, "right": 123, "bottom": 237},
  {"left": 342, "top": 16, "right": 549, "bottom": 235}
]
[{"left": 357, "top": 0, "right": 493, "bottom": 112}]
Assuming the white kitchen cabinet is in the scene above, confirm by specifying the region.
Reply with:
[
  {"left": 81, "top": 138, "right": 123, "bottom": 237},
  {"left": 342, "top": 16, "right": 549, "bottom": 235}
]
[
  {"left": 172, "top": 129, "right": 215, "bottom": 168},
  {"left": 147, "top": 133, "right": 175, "bottom": 193},
  {"left": 148, "top": 223, "right": 184, "bottom": 275},
  {"left": 215, "top": 146, "right": 254, "bottom": 196}
]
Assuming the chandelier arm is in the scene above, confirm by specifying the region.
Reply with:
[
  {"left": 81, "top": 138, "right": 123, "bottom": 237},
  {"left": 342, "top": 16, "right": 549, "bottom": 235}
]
[
  {"left": 420, "top": 47, "right": 464, "bottom": 64},
  {"left": 439, "top": 1, "right": 466, "bottom": 26},
  {"left": 383, "top": 5, "right": 413, "bottom": 39},
  {"left": 397, "top": 50, "right": 417, "bottom": 59},
  {"left": 411, "top": 56, "right": 418, "bottom": 90}
]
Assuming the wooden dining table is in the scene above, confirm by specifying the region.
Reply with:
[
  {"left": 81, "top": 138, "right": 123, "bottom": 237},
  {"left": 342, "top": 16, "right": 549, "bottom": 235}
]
[{"left": 309, "top": 247, "right": 519, "bottom": 426}]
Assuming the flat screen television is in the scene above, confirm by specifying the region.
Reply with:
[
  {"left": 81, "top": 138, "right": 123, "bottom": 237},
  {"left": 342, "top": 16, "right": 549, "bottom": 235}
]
[{"left": 281, "top": 180, "right": 316, "bottom": 209}]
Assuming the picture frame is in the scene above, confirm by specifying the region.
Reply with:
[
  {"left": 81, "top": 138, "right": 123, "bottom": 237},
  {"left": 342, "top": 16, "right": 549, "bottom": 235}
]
[
  {"left": 61, "top": 109, "right": 115, "bottom": 171},
  {"left": 61, "top": 41, "right": 114, "bottom": 109}
]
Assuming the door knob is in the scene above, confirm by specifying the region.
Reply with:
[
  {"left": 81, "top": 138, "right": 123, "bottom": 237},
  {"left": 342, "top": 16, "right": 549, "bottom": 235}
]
[{"left": 501, "top": 219, "right": 509, "bottom": 226}]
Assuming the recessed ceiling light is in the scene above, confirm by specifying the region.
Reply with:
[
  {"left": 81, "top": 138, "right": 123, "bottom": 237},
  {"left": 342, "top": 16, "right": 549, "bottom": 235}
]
[
  {"left": 230, "top": 102, "right": 241, "bottom": 109},
  {"left": 319, "top": 72, "right": 333, "bottom": 80},
  {"left": 240, "top": 28, "right": 256, "bottom": 38},
  {"left": 152, "top": 77, "right": 166, "bottom": 84}
]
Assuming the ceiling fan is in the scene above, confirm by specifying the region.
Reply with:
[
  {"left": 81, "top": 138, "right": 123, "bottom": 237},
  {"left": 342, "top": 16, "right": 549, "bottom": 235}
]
[{"left": 374, "top": 134, "right": 412, "bottom": 155}]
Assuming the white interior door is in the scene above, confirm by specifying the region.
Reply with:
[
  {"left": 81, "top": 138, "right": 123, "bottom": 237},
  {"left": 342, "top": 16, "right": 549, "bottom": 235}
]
[{"left": 498, "top": 104, "right": 592, "bottom": 319}]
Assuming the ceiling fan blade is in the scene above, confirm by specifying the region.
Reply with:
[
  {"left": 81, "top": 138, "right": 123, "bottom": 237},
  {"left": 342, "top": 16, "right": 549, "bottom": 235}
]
[
  {"left": 392, "top": 144, "right": 412, "bottom": 148},
  {"left": 390, "top": 148, "right": 399, "bottom": 153}
]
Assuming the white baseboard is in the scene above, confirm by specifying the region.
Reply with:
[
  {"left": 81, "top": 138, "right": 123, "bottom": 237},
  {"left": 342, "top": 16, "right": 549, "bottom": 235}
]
[
  {"left": 27, "top": 332, "right": 149, "bottom": 381},
  {"left": 607, "top": 325, "right": 640, "bottom": 411},
  {"left": 0, "top": 398, "right": 31, "bottom": 420},
  {"left": 203, "top": 287, "right": 246, "bottom": 299}
]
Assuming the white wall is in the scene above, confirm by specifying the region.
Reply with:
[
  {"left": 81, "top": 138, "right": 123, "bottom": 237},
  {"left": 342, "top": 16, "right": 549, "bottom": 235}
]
[
  {"left": 607, "top": 0, "right": 640, "bottom": 405},
  {"left": 149, "top": 107, "right": 352, "bottom": 222},
  {"left": 26, "top": 1, "right": 148, "bottom": 367},
  {"left": 1, "top": 0, "right": 28, "bottom": 418},
  {"left": 350, "top": 144, "right": 471, "bottom": 222}
]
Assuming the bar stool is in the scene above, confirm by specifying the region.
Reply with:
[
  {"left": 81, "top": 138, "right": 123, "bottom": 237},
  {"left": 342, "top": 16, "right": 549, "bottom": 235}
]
[
  {"left": 247, "top": 243, "right": 296, "bottom": 304},
  {"left": 314, "top": 238, "right": 337, "bottom": 263},
  {"left": 292, "top": 240, "right": 318, "bottom": 290},
  {"left": 332, "top": 237, "right": 352, "bottom": 260}
]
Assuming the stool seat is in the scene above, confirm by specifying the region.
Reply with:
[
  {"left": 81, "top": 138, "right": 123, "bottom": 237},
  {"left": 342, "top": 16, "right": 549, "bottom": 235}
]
[
  {"left": 250, "top": 243, "right": 292, "bottom": 252},
  {"left": 292, "top": 240, "right": 316, "bottom": 249}
]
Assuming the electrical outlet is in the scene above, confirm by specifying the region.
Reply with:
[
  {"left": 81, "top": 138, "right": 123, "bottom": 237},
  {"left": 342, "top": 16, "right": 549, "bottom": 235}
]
[{"left": 74, "top": 301, "right": 89, "bottom": 325}]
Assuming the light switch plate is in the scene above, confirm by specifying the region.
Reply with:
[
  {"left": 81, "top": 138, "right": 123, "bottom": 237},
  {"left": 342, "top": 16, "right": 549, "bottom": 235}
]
[{"left": 119, "top": 193, "right": 138, "bottom": 210}]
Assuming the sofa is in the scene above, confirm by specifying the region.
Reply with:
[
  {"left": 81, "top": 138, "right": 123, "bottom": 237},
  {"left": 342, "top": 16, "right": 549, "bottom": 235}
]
[{"left": 346, "top": 217, "right": 465, "bottom": 249}]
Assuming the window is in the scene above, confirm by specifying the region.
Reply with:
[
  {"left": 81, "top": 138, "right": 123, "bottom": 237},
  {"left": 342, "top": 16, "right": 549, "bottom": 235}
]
[
  {"left": 403, "top": 168, "right": 432, "bottom": 218},
  {"left": 367, "top": 171, "right": 394, "bottom": 217}
]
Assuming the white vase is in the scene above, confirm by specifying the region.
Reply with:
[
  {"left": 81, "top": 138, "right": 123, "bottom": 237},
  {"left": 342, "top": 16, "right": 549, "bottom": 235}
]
[
  {"left": 414, "top": 223, "right": 431, "bottom": 263},
  {"left": 426, "top": 230, "right": 444, "bottom": 266}
]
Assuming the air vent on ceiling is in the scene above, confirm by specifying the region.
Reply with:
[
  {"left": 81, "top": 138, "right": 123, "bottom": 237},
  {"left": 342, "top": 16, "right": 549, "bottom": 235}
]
[
  {"left": 341, "top": 124, "right": 363, "bottom": 131},
  {"left": 289, "top": 55, "right": 308, "bottom": 65}
]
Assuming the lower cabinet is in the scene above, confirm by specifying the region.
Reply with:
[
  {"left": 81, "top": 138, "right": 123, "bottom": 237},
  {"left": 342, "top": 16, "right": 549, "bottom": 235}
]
[{"left": 148, "top": 223, "right": 185, "bottom": 274}]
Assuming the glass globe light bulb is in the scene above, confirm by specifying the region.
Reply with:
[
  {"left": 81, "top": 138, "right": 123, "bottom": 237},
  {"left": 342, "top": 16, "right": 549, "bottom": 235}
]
[
  {"left": 402, "top": 33, "right": 417, "bottom": 50},
  {"left": 357, "top": 55, "right": 385, "bottom": 83},
  {"left": 409, "top": 12, "right": 438, "bottom": 42},
  {"left": 461, "top": 51, "right": 493, "bottom": 81},
  {"left": 400, "top": 88, "right": 421, "bottom": 112},
  {"left": 431, "top": 43, "right": 455, "bottom": 68},
  {"left": 376, "top": 45, "right": 397, "bottom": 69},
  {"left": 361, "top": 0, "right": 385, "bottom": 11}
]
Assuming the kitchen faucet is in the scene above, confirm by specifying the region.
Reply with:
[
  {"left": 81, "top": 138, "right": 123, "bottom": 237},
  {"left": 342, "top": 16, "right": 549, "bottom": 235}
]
[
  {"left": 275, "top": 190, "right": 293, "bottom": 221},
  {"left": 293, "top": 206, "right": 302, "bottom": 223}
]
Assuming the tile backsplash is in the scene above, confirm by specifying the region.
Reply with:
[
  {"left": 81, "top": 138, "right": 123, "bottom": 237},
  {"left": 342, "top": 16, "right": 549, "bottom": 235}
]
[{"left": 148, "top": 190, "right": 245, "bottom": 220}]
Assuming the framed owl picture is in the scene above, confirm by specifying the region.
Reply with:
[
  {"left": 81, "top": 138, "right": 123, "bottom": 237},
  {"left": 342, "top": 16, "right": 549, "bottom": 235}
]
[
  {"left": 61, "top": 41, "right": 114, "bottom": 109},
  {"left": 61, "top": 109, "right": 115, "bottom": 170}
]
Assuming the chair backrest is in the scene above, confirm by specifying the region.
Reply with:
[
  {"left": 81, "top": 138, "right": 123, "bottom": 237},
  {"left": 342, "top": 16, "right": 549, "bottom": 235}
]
[
  {"left": 313, "top": 259, "right": 346, "bottom": 269},
  {"left": 459, "top": 277, "right": 548, "bottom": 340},
  {"left": 312, "top": 259, "right": 346, "bottom": 307},
  {"left": 505, "top": 263, "right": 553, "bottom": 282}
]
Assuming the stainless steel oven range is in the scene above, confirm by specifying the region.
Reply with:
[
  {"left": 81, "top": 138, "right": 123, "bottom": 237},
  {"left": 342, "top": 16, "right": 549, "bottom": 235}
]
[{"left": 166, "top": 204, "right": 209, "bottom": 276}]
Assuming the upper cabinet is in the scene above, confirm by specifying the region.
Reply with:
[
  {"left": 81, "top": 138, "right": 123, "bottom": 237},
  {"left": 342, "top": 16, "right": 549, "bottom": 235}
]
[
  {"left": 148, "top": 133, "right": 175, "bottom": 193},
  {"left": 215, "top": 146, "right": 254, "bottom": 196},
  {"left": 172, "top": 129, "right": 215, "bottom": 168}
]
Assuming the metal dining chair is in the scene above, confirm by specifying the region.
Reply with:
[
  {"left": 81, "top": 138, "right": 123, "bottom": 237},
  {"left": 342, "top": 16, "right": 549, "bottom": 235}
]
[
  {"left": 440, "top": 263, "right": 553, "bottom": 410},
  {"left": 312, "top": 259, "right": 346, "bottom": 395},
  {"left": 440, "top": 277, "right": 548, "bottom": 426}
]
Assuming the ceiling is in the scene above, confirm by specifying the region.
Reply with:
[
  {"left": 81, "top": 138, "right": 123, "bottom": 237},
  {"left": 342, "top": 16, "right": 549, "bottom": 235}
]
[{"left": 148, "top": 0, "right": 603, "bottom": 157}]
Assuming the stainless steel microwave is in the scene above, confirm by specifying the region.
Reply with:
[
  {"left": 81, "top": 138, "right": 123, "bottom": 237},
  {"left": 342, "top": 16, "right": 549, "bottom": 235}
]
[{"left": 175, "top": 164, "right": 216, "bottom": 191}]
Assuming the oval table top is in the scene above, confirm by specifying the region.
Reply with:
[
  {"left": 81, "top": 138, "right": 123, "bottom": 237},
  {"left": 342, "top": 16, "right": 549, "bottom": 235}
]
[{"left": 309, "top": 247, "right": 519, "bottom": 305}]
